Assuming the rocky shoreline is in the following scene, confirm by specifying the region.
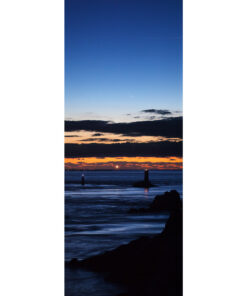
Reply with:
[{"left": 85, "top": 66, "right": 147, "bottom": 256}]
[{"left": 67, "top": 190, "right": 182, "bottom": 296}]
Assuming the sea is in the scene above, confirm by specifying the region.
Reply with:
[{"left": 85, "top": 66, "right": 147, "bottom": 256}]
[{"left": 65, "top": 170, "right": 182, "bottom": 296}]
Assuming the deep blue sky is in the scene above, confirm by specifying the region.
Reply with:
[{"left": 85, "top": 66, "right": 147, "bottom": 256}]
[{"left": 65, "top": 0, "right": 182, "bottom": 121}]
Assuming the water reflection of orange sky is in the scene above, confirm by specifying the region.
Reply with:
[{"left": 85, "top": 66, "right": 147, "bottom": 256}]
[{"left": 65, "top": 157, "right": 183, "bottom": 170}]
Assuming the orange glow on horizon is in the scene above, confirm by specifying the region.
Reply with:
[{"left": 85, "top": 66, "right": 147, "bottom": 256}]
[{"left": 65, "top": 156, "right": 183, "bottom": 170}]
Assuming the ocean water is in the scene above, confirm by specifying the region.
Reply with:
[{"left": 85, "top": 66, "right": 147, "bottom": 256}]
[{"left": 65, "top": 170, "right": 182, "bottom": 296}]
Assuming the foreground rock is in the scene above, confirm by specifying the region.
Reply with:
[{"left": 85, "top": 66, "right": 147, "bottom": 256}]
[
  {"left": 129, "top": 190, "right": 182, "bottom": 213},
  {"left": 67, "top": 190, "right": 182, "bottom": 296}
]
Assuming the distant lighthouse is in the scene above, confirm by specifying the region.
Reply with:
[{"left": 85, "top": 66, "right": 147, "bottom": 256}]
[
  {"left": 81, "top": 173, "right": 85, "bottom": 185},
  {"left": 133, "top": 169, "right": 153, "bottom": 188},
  {"left": 144, "top": 169, "right": 149, "bottom": 187}
]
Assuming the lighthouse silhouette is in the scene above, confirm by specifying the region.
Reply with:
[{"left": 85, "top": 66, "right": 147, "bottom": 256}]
[
  {"left": 81, "top": 173, "right": 85, "bottom": 185},
  {"left": 144, "top": 169, "right": 149, "bottom": 187}
]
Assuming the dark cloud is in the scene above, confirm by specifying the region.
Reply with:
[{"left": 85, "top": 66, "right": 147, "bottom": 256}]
[
  {"left": 65, "top": 117, "right": 182, "bottom": 138},
  {"left": 80, "top": 138, "right": 134, "bottom": 143},
  {"left": 65, "top": 141, "right": 182, "bottom": 158},
  {"left": 92, "top": 133, "right": 103, "bottom": 136},
  {"left": 110, "top": 139, "right": 123, "bottom": 142},
  {"left": 65, "top": 135, "right": 80, "bottom": 137},
  {"left": 80, "top": 138, "right": 95, "bottom": 142},
  {"left": 80, "top": 138, "right": 111, "bottom": 142},
  {"left": 141, "top": 109, "right": 172, "bottom": 115}
]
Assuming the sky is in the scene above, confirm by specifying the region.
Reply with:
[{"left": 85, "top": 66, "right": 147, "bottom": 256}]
[{"left": 65, "top": 0, "right": 182, "bottom": 170}]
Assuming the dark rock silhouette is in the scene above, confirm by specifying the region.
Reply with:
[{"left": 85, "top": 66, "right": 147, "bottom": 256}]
[
  {"left": 129, "top": 190, "right": 182, "bottom": 213},
  {"left": 67, "top": 190, "right": 182, "bottom": 296}
]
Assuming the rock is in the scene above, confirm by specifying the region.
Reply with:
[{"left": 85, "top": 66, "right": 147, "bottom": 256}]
[
  {"left": 67, "top": 208, "right": 182, "bottom": 296},
  {"left": 129, "top": 190, "right": 182, "bottom": 213},
  {"left": 66, "top": 190, "right": 183, "bottom": 296},
  {"left": 149, "top": 190, "right": 182, "bottom": 211}
]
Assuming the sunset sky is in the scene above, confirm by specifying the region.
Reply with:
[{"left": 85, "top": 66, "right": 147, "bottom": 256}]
[{"left": 65, "top": 0, "right": 182, "bottom": 170}]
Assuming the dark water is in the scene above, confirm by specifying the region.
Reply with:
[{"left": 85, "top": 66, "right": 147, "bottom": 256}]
[{"left": 65, "top": 170, "right": 182, "bottom": 296}]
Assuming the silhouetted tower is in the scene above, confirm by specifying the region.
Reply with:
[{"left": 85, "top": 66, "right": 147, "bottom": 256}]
[
  {"left": 81, "top": 173, "right": 85, "bottom": 185},
  {"left": 144, "top": 169, "right": 149, "bottom": 187}
]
